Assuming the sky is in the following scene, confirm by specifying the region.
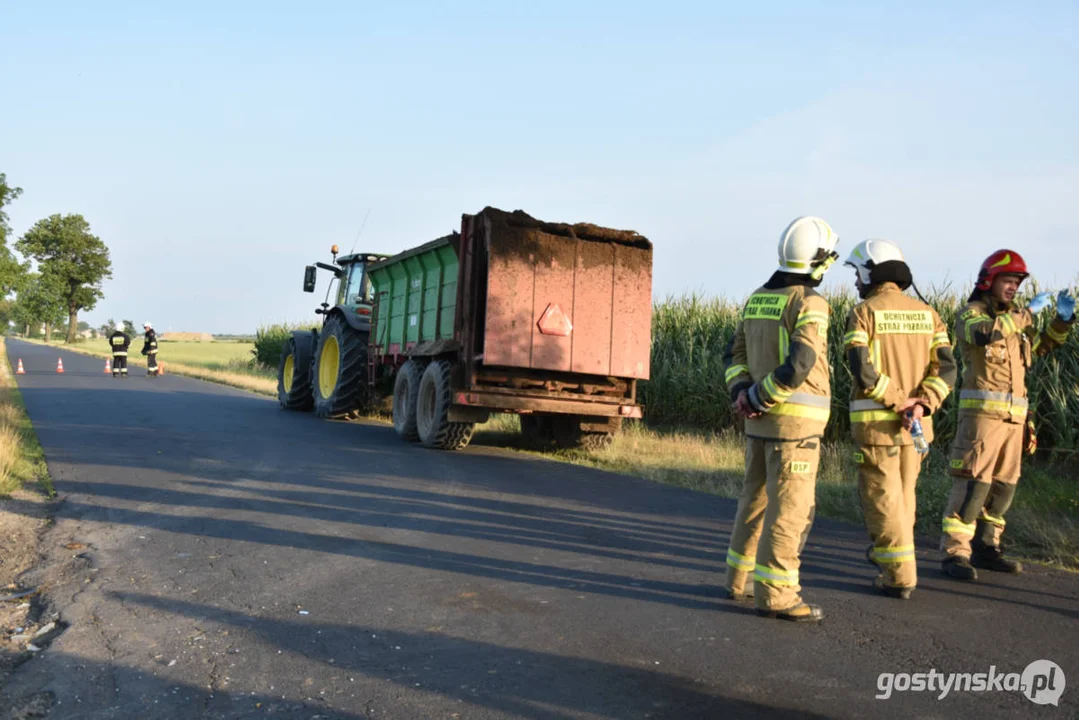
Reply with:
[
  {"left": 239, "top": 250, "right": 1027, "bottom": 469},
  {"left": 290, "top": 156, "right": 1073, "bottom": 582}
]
[{"left": 2, "top": 1, "right": 1077, "bottom": 334}]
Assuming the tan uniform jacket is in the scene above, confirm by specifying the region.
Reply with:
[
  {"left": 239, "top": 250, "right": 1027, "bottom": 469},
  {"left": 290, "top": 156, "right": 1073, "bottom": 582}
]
[
  {"left": 724, "top": 281, "right": 831, "bottom": 441},
  {"left": 845, "top": 283, "right": 956, "bottom": 445},
  {"left": 955, "top": 295, "right": 1074, "bottom": 424}
]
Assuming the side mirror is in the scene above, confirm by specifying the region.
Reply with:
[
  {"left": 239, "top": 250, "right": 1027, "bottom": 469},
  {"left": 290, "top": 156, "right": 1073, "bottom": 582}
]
[{"left": 303, "top": 266, "right": 317, "bottom": 293}]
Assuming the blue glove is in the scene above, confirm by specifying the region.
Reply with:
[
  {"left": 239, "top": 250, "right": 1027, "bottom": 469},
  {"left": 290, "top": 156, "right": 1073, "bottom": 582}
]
[
  {"left": 1027, "top": 291, "right": 1053, "bottom": 314},
  {"left": 1057, "top": 290, "right": 1076, "bottom": 322}
]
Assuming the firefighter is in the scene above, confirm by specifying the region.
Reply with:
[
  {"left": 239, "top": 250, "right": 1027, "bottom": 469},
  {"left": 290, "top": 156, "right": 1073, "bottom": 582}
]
[
  {"left": 142, "top": 321, "right": 159, "bottom": 376},
  {"left": 722, "top": 216, "right": 839, "bottom": 623},
  {"left": 108, "top": 322, "right": 131, "bottom": 378},
  {"left": 842, "top": 240, "right": 957, "bottom": 599},
  {"left": 941, "top": 250, "right": 1075, "bottom": 580}
]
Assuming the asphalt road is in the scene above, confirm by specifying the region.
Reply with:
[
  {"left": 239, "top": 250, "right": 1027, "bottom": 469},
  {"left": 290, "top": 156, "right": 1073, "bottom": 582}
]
[{"left": 1, "top": 338, "right": 1076, "bottom": 719}]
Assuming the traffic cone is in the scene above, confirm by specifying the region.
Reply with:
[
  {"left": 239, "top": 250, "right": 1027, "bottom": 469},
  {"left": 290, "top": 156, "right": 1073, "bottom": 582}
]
[
  {"left": 158, "top": 362, "right": 165, "bottom": 376},
  {"left": 16, "top": 359, "right": 25, "bottom": 374},
  {"left": 56, "top": 358, "right": 64, "bottom": 374},
  {"left": 104, "top": 358, "right": 112, "bottom": 374}
]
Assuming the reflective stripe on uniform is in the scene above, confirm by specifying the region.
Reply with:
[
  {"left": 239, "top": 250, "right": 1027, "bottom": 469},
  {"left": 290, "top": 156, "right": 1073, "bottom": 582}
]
[
  {"left": 112, "top": 352, "right": 128, "bottom": 357},
  {"left": 778, "top": 326, "right": 790, "bottom": 365},
  {"left": 866, "top": 373, "right": 891, "bottom": 402},
  {"left": 923, "top": 376, "right": 950, "bottom": 398},
  {"left": 769, "top": 402, "right": 830, "bottom": 421},
  {"left": 795, "top": 311, "right": 829, "bottom": 330},
  {"left": 1047, "top": 325, "right": 1068, "bottom": 344},
  {"left": 844, "top": 330, "right": 869, "bottom": 347},
  {"left": 958, "top": 389, "right": 1028, "bottom": 417},
  {"left": 726, "top": 548, "right": 755, "bottom": 572},
  {"left": 725, "top": 364, "right": 750, "bottom": 384},
  {"left": 762, "top": 375, "right": 793, "bottom": 403},
  {"left": 999, "top": 313, "right": 1019, "bottom": 336},
  {"left": 943, "top": 515, "right": 976, "bottom": 537},
  {"left": 930, "top": 332, "right": 951, "bottom": 350},
  {"left": 980, "top": 511, "right": 1006, "bottom": 528},
  {"left": 870, "top": 545, "right": 915, "bottom": 564},
  {"left": 754, "top": 564, "right": 799, "bottom": 587},
  {"left": 849, "top": 399, "right": 899, "bottom": 424},
  {"left": 963, "top": 314, "right": 991, "bottom": 344}
]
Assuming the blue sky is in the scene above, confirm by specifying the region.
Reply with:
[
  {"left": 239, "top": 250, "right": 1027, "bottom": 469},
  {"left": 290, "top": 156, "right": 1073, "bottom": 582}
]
[{"left": 2, "top": 1, "right": 1077, "bottom": 333}]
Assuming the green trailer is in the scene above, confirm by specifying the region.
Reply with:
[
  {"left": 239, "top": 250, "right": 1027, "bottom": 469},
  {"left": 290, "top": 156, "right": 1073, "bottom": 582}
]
[{"left": 278, "top": 207, "right": 654, "bottom": 452}]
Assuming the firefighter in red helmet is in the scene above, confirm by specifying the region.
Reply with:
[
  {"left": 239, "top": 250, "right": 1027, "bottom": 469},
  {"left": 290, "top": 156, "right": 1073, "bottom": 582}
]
[{"left": 940, "top": 250, "right": 1075, "bottom": 580}]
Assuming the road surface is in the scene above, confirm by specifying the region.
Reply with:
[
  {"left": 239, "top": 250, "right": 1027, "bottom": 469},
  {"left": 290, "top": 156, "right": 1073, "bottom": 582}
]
[{"left": 2, "top": 339, "right": 1076, "bottom": 719}]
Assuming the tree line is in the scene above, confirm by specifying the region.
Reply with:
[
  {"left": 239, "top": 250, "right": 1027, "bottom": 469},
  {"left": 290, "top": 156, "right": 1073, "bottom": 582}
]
[{"left": 0, "top": 171, "right": 113, "bottom": 343}]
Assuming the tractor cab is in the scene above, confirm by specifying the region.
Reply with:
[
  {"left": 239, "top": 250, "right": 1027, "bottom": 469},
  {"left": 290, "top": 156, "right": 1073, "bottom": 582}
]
[{"left": 304, "top": 245, "right": 390, "bottom": 331}]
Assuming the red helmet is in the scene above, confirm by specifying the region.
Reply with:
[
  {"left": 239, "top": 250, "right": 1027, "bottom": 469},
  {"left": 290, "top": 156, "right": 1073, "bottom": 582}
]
[{"left": 975, "top": 249, "right": 1028, "bottom": 291}]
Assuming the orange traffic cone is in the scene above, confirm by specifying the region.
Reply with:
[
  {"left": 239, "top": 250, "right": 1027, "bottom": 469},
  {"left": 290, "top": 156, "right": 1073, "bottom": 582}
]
[
  {"left": 56, "top": 358, "right": 64, "bottom": 374},
  {"left": 104, "top": 358, "right": 112, "bottom": 374},
  {"left": 16, "top": 359, "right": 25, "bottom": 374},
  {"left": 158, "top": 362, "right": 165, "bottom": 376}
]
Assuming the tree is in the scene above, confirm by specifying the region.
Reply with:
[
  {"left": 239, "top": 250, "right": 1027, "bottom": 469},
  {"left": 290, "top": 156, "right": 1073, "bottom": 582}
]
[
  {"left": 16, "top": 214, "right": 112, "bottom": 343},
  {"left": 98, "top": 318, "right": 115, "bottom": 336},
  {"left": 122, "top": 319, "right": 136, "bottom": 336},
  {"left": 0, "top": 173, "right": 28, "bottom": 296},
  {"left": 11, "top": 273, "right": 66, "bottom": 341}
]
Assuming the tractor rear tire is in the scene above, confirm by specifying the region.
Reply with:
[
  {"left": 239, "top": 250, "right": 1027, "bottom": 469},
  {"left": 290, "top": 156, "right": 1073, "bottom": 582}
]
[
  {"left": 416, "top": 360, "right": 475, "bottom": 450},
  {"left": 312, "top": 313, "right": 368, "bottom": 419},
  {"left": 277, "top": 333, "right": 315, "bottom": 411},
  {"left": 392, "top": 359, "right": 425, "bottom": 441}
]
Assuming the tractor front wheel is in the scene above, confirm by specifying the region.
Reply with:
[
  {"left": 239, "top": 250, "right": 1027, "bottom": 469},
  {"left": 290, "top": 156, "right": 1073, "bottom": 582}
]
[{"left": 277, "top": 332, "right": 315, "bottom": 411}]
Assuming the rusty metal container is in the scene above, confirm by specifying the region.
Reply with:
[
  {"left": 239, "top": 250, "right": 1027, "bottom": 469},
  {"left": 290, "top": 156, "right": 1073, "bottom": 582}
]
[{"left": 469, "top": 208, "right": 652, "bottom": 379}]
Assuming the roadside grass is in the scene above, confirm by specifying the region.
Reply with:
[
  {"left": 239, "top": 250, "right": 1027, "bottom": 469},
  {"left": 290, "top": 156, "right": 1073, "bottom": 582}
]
[
  {"left": 0, "top": 339, "right": 54, "bottom": 498},
  {"left": 474, "top": 416, "right": 1078, "bottom": 568}
]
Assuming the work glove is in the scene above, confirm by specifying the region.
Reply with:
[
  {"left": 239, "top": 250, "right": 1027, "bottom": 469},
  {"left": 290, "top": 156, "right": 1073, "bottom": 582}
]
[
  {"left": 1057, "top": 290, "right": 1076, "bottom": 322},
  {"left": 1024, "top": 412, "right": 1038, "bottom": 456},
  {"left": 1027, "top": 291, "right": 1053, "bottom": 314}
]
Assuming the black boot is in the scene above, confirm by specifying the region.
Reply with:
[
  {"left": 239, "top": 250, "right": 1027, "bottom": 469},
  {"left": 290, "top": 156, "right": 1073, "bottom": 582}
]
[
  {"left": 942, "top": 556, "right": 978, "bottom": 581},
  {"left": 971, "top": 540, "right": 1023, "bottom": 574}
]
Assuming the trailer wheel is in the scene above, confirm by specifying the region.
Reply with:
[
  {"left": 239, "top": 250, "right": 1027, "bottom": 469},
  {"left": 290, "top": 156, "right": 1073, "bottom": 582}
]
[
  {"left": 551, "top": 416, "right": 616, "bottom": 452},
  {"left": 312, "top": 313, "right": 368, "bottom": 419},
  {"left": 392, "top": 359, "right": 425, "bottom": 441},
  {"left": 277, "top": 333, "right": 315, "bottom": 411},
  {"left": 416, "top": 360, "right": 475, "bottom": 450}
]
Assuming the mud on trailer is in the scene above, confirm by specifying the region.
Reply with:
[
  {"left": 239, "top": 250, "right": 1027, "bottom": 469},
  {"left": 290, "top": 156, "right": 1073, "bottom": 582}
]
[{"left": 278, "top": 207, "right": 654, "bottom": 451}]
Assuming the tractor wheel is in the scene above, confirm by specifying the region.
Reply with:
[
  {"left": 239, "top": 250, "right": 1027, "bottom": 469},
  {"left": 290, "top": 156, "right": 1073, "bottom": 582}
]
[
  {"left": 416, "top": 360, "right": 474, "bottom": 450},
  {"left": 312, "top": 313, "right": 368, "bottom": 419},
  {"left": 277, "top": 332, "right": 315, "bottom": 411},
  {"left": 551, "top": 416, "right": 617, "bottom": 452},
  {"left": 392, "top": 359, "right": 426, "bottom": 441},
  {"left": 519, "top": 413, "right": 555, "bottom": 448}
]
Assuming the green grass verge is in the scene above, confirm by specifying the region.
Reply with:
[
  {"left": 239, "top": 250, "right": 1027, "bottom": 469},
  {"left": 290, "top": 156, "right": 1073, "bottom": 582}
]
[{"left": 0, "top": 339, "right": 54, "bottom": 498}]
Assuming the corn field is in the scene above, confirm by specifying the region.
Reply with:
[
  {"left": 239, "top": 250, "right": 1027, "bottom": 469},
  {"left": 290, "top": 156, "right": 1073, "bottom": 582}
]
[{"left": 643, "top": 286, "right": 1079, "bottom": 453}]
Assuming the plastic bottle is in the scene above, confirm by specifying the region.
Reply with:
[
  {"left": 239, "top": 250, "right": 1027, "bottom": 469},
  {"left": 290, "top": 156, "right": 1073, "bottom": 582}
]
[{"left": 908, "top": 413, "right": 929, "bottom": 455}]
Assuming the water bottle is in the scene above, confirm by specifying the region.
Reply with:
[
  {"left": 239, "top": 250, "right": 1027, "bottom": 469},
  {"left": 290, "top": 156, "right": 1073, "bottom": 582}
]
[{"left": 908, "top": 413, "right": 929, "bottom": 455}]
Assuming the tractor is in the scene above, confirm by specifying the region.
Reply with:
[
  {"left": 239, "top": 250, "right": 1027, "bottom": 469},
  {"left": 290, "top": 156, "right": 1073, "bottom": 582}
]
[{"left": 276, "top": 244, "right": 390, "bottom": 418}]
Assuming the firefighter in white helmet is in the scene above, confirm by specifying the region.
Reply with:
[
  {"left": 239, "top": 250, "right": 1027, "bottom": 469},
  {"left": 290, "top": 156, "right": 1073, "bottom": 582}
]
[
  {"left": 141, "top": 321, "right": 160, "bottom": 376},
  {"left": 843, "top": 239, "right": 956, "bottom": 599},
  {"left": 108, "top": 322, "right": 131, "bottom": 378},
  {"left": 722, "top": 216, "right": 838, "bottom": 623}
]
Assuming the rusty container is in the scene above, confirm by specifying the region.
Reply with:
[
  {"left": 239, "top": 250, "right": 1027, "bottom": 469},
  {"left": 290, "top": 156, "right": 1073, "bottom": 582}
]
[{"left": 464, "top": 208, "right": 652, "bottom": 380}]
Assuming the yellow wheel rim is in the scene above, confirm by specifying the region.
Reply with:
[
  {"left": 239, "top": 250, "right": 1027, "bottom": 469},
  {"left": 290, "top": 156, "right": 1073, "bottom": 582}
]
[
  {"left": 319, "top": 335, "right": 340, "bottom": 399},
  {"left": 283, "top": 353, "right": 295, "bottom": 393}
]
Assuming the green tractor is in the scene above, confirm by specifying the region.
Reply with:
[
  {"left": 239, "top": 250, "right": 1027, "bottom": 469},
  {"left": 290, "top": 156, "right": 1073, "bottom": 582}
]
[{"left": 277, "top": 244, "right": 390, "bottom": 418}]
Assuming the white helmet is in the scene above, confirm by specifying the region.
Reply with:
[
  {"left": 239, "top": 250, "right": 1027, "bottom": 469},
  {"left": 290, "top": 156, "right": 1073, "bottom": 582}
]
[
  {"left": 845, "top": 239, "right": 905, "bottom": 285},
  {"left": 777, "top": 216, "right": 840, "bottom": 279},
  {"left": 114, "top": 322, "right": 123, "bottom": 332},
  {"left": 143, "top": 321, "right": 153, "bottom": 329}
]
